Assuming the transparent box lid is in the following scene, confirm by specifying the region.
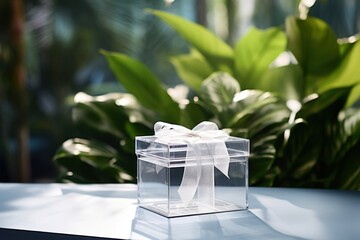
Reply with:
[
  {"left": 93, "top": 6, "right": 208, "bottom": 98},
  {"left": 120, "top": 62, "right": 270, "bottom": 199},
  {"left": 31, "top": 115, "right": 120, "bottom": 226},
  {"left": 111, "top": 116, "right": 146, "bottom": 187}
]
[{"left": 136, "top": 136, "right": 249, "bottom": 167}]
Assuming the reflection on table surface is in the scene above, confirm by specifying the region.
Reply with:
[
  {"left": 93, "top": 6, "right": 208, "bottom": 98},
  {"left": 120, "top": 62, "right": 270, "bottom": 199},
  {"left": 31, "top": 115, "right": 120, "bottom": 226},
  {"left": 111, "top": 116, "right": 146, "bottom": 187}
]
[{"left": 0, "top": 184, "right": 359, "bottom": 240}]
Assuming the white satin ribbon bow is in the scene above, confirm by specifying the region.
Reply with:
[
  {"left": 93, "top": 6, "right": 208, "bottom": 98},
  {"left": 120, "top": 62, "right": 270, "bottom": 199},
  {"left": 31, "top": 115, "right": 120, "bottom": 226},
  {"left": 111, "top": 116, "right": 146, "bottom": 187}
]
[{"left": 154, "top": 121, "right": 230, "bottom": 206}]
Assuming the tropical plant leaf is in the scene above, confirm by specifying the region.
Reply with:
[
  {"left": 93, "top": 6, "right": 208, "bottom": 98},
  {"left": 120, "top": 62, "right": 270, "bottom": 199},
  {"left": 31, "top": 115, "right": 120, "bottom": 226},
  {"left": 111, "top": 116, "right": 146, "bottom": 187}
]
[
  {"left": 54, "top": 138, "right": 134, "bottom": 183},
  {"left": 314, "top": 39, "right": 360, "bottom": 107},
  {"left": 326, "top": 108, "right": 360, "bottom": 190},
  {"left": 180, "top": 101, "right": 211, "bottom": 129},
  {"left": 286, "top": 16, "right": 339, "bottom": 72},
  {"left": 279, "top": 121, "right": 319, "bottom": 181},
  {"left": 333, "top": 148, "right": 360, "bottom": 190},
  {"left": 124, "top": 122, "right": 152, "bottom": 140},
  {"left": 346, "top": 84, "right": 360, "bottom": 108},
  {"left": 228, "top": 90, "right": 288, "bottom": 127},
  {"left": 285, "top": 16, "right": 340, "bottom": 75},
  {"left": 72, "top": 92, "right": 153, "bottom": 153},
  {"left": 171, "top": 48, "right": 214, "bottom": 92},
  {"left": 277, "top": 87, "right": 353, "bottom": 187},
  {"left": 248, "top": 146, "right": 276, "bottom": 185},
  {"left": 234, "top": 27, "right": 286, "bottom": 89},
  {"left": 149, "top": 9, "right": 234, "bottom": 74},
  {"left": 225, "top": 90, "right": 290, "bottom": 185},
  {"left": 53, "top": 7, "right": 360, "bottom": 191},
  {"left": 73, "top": 100, "right": 126, "bottom": 140},
  {"left": 297, "top": 87, "right": 352, "bottom": 119},
  {"left": 199, "top": 72, "right": 240, "bottom": 115},
  {"left": 255, "top": 166, "right": 281, "bottom": 186},
  {"left": 101, "top": 50, "right": 180, "bottom": 123},
  {"left": 259, "top": 62, "right": 304, "bottom": 100},
  {"left": 323, "top": 116, "right": 352, "bottom": 166},
  {"left": 229, "top": 91, "right": 290, "bottom": 143},
  {"left": 55, "top": 139, "right": 118, "bottom": 169}
]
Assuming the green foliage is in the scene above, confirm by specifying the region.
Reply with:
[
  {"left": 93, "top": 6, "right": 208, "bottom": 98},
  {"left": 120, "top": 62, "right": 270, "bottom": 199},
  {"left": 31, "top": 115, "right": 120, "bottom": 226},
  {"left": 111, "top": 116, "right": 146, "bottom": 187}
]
[
  {"left": 170, "top": 48, "right": 213, "bottom": 91},
  {"left": 285, "top": 16, "right": 340, "bottom": 76},
  {"left": 226, "top": 89, "right": 290, "bottom": 186},
  {"left": 147, "top": 9, "right": 234, "bottom": 74},
  {"left": 276, "top": 87, "right": 355, "bottom": 187},
  {"left": 100, "top": 50, "right": 180, "bottom": 123},
  {"left": 53, "top": 93, "right": 153, "bottom": 182},
  {"left": 54, "top": 138, "right": 131, "bottom": 183},
  {"left": 54, "top": 72, "right": 289, "bottom": 185},
  {"left": 316, "top": 37, "right": 360, "bottom": 107},
  {"left": 199, "top": 72, "right": 240, "bottom": 114},
  {"left": 54, "top": 8, "right": 360, "bottom": 190},
  {"left": 234, "top": 27, "right": 286, "bottom": 89}
]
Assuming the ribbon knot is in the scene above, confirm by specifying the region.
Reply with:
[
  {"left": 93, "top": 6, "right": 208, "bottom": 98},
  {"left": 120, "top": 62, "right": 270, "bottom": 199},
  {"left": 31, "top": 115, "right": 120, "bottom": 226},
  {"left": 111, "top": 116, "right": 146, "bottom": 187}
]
[{"left": 154, "top": 121, "right": 230, "bottom": 207}]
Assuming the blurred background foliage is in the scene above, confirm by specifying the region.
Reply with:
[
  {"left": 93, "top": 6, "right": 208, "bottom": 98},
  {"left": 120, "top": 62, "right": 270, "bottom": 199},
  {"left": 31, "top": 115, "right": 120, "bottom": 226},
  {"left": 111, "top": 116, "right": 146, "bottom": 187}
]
[{"left": 1, "top": 0, "right": 360, "bottom": 187}]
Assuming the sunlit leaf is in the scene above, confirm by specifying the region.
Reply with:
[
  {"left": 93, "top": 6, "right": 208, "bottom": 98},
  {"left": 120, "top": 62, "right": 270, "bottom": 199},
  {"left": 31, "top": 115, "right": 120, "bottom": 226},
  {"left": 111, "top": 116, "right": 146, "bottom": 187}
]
[
  {"left": 285, "top": 16, "right": 340, "bottom": 75},
  {"left": 346, "top": 83, "right": 360, "bottom": 108},
  {"left": 199, "top": 72, "right": 240, "bottom": 114},
  {"left": 297, "top": 87, "right": 351, "bottom": 119},
  {"left": 228, "top": 90, "right": 288, "bottom": 127},
  {"left": 259, "top": 63, "right": 304, "bottom": 100},
  {"left": 53, "top": 138, "right": 134, "bottom": 183},
  {"left": 235, "top": 27, "right": 286, "bottom": 89},
  {"left": 171, "top": 48, "right": 214, "bottom": 91},
  {"left": 225, "top": 90, "right": 290, "bottom": 185},
  {"left": 149, "top": 9, "right": 234, "bottom": 74},
  {"left": 314, "top": 40, "right": 360, "bottom": 107},
  {"left": 101, "top": 50, "right": 180, "bottom": 123}
]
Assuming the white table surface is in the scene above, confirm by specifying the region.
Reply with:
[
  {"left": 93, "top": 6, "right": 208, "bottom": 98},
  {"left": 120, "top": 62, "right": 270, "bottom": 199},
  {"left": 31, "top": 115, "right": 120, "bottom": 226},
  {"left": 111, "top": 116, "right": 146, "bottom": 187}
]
[{"left": 0, "top": 183, "right": 359, "bottom": 240}]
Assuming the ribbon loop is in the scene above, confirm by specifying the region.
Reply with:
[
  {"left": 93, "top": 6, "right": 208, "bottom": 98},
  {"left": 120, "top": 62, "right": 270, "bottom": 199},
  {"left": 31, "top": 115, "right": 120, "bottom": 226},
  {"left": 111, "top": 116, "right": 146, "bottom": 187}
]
[{"left": 154, "top": 121, "right": 230, "bottom": 207}]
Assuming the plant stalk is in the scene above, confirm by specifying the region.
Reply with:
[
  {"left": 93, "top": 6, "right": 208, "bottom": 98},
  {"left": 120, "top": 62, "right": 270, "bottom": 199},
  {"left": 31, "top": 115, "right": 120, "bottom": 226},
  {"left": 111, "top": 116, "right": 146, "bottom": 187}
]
[{"left": 10, "top": 0, "right": 30, "bottom": 182}]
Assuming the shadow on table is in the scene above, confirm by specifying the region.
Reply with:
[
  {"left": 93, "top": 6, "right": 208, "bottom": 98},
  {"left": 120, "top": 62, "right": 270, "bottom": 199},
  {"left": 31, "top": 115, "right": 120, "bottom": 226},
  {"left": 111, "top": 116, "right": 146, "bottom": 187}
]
[
  {"left": 130, "top": 207, "right": 304, "bottom": 240},
  {"left": 0, "top": 228, "right": 116, "bottom": 240},
  {"left": 248, "top": 188, "right": 360, "bottom": 240}
]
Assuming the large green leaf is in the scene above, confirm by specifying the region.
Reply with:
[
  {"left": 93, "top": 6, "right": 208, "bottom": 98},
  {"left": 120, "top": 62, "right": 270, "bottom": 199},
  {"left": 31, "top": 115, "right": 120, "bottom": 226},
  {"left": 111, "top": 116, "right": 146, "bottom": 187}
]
[
  {"left": 53, "top": 138, "right": 134, "bottom": 183},
  {"left": 248, "top": 146, "right": 276, "bottom": 185},
  {"left": 72, "top": 92, "right": 154, "bottom": 152},
  {"left": 73, "top": 101, "right": 124, "bottom": 139},
  {"left": 296, "top": 88, "right": 351, "bottom": 164},
  {"left": 180, "top": 101, "right": 211, "bottom": 129},
  {"left": 277, "top": 87, "right": 352, "bottom": 187},
  {"left": 228, "top": 90, "right": 288, "bottom": 127},
  {"left": 171, "top": 48, "right": 214, "bottom": 92},
  {"left": 326, "top": 108, "right": 360, "bottom": 190},
  {"left": 225, "top": 90, "right": 290, "bottom": 185},
  {"left": 314, "top": 39, "right": 360, "bottom": 107},
  {"left": 285, "top": 16, "right": 340, "bottom": 75},
  {"left": 259, "top": 62, "right": 304, "bottom": 100},
  {"left": 297, "top": 87, "right": 351, "bottom": 119},
  {"left": 199, "top": 72, "right": 240, "bottom": 114},
  {"left": 333, "top": 148, "right": 360, "bottom": 190},
  {"left": 228, "top": 91, "right": 290, "bottom": 148},
  {"left": 101, "top": 50, "right": 180, "bottom": 122},
  {"left": 149, "top": 9, "right": 234, "bottom": 74},
  {"left": 279, "top": 121, "right": 319, "bottom": 181},
  {"left": 256, "top": 167, "right": 281, "bottom": 187},
  {"left": 346, "top": 84, "right": 360, "bottom": 108},
  {"left": 235, "top": 27, "right": 286, "bottom": 89}
]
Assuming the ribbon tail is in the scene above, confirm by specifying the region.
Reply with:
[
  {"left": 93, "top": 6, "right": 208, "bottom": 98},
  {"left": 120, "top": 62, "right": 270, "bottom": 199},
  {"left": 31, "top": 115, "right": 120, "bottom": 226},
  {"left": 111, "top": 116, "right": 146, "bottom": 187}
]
[
  {"left": 209, "top": 141, "right": 230, "bottom": 178},
  {"left": 177, "top": 143, "right": 201, "bottom": 207}
]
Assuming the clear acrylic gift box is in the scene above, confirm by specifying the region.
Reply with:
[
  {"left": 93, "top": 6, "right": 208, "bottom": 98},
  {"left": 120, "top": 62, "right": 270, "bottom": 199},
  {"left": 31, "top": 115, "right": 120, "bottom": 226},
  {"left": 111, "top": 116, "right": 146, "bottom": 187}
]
[{"left": 136, "top": 135, "right": 249, "bottom": 217}]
